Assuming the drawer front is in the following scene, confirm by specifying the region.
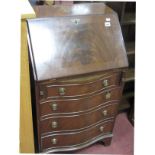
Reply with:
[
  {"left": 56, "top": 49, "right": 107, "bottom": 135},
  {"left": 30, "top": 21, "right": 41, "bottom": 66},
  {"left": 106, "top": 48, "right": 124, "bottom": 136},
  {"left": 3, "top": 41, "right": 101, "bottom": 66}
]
[
  {"left": 40, "top": 103, "right": 118, "bottom": 135},
  {"left": 40, "top": 87, "right": 122, "bottom": 117},
  {"left": 39, "top": 72, "right": 121, "bottom": 99},
  {"left": 41, "top": 120, "right": 114, "bottom": 151}
]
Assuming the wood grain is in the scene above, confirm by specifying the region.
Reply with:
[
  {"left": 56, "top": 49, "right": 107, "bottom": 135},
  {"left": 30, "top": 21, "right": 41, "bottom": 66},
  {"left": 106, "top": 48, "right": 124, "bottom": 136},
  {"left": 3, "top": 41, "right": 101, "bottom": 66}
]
[
  {"left": 39, "top": 72, "right": 121, "bottom": 99},
  {"left": 40, "top": 103, "right": 118, "bottom": 135},
  {"left": 27, "top": 3, "right": 128, "bottom": 153},
  {"left": 27, "top": 13, "right": 128, "bottom": 81},
  {"left": 40, "top": 87, "right": 122, "bottom": 117},
  {"left": 33, "top": 3, "right": 113, "bottom": 17},
  {"left": 41, "top": 119, "right": 114, "bottom": 151}
]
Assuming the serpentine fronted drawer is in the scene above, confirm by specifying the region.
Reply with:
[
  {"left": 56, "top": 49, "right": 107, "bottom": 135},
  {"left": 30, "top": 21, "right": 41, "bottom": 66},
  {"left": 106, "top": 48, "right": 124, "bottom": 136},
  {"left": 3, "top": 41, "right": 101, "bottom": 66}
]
[
  {"left": 41, "top": 119, "right": 114, "bottom": 151},
  {"left": 38, "top": 72, "right": 122, "bottom": 100},
  {"left": 40, "top": 102, "right": 118, "bottom": 135},
  {"left": 40, "top": 86, "right": 122, "bottom": 118}
]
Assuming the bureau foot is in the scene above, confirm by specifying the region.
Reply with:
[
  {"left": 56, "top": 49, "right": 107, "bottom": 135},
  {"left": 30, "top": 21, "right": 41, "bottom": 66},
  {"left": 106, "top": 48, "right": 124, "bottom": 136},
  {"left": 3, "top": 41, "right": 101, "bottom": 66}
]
[{"left": 101, "top": 137, "right": 112, "bottom": 146}]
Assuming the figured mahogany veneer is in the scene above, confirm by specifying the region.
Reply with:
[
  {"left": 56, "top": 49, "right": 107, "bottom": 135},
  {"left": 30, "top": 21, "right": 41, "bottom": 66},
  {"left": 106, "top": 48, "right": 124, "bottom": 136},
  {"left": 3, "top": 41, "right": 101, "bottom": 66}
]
[
  {"left": 28, "top": 8, "right": 128, "bottom": 81},
  {"left": 27, "top": 3, "right": 128, "bottom": 153},
  {"left": 39, "top": 72, "right": 121, "bottom": 100},
  {"left": 40, "top": 86, "right": 122, "bottom": 117},
  {"left": 40, "top": 102, "right": 118, "bottom": 135},
  {"left": 41, "top": 120, "right": 114, "bottom": 152}
]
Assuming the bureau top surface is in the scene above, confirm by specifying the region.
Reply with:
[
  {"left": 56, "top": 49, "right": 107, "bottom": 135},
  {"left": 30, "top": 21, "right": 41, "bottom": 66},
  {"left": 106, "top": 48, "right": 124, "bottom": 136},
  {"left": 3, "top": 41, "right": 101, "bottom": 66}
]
[
  {"left": 27, "top": 4, "right": 128, "bottom": 81},
  {"left": 33, "top": 3, "right": 113, "bottom": 17}
]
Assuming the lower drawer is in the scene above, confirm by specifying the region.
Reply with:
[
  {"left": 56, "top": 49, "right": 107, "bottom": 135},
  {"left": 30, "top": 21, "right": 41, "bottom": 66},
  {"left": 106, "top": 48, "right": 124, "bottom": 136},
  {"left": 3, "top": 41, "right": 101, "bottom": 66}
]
[
  {"left": 40, "top": 102, "right": 118, "bottom": 135},
  {"left": 41, "top": 119, "right": 114, "bottom": 151}
]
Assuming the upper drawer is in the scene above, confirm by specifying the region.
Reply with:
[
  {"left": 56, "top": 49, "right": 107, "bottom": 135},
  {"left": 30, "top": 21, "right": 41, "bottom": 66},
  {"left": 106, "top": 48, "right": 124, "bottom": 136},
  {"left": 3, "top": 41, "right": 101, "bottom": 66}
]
[
  {"left": 40, "top": 86, "right": 122, "bottom": 118},
  {"left": 39, "top": 72, "right": 121, "bottom": 100}
]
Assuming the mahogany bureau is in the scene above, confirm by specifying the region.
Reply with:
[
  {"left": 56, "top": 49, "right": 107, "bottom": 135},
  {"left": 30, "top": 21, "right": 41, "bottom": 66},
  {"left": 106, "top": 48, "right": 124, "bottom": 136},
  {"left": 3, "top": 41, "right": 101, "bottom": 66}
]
[{"left": 27, "top": 3, "right": 128, "bottom": 153}]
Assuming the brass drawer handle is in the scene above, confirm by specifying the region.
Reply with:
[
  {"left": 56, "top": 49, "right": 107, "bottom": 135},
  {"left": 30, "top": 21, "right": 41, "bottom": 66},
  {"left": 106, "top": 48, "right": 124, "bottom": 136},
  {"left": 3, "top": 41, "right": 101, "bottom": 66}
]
[
  {"left": 59, "top": 87, "right": 66, "bottom": 95},
  {"left": 102, "top": 79, "right": 109, "bottom": 87},
  {"left": 100, "top": 126, "right": 104, "bottom": 132},
  {"left": 105, "top": 91, "right": 111, "bottom": 99},
  {"left": 51, "top": 121, "right": 58, "bottom": 129},
  {"left": 102, "top": 110, "right": 108, "bottom": 116},
  {"left": 51, "top": 138, "right": 57, "bottom": 145},
  {"left": 49, "top": 102, "right": 57, "bottom": 111}
]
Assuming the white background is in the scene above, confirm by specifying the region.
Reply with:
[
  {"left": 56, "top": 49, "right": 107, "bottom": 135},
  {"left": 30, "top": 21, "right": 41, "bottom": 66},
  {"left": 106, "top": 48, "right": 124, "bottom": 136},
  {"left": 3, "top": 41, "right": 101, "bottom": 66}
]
[{"left": 0, "top": 0, "right": 155, "bottom": 154}]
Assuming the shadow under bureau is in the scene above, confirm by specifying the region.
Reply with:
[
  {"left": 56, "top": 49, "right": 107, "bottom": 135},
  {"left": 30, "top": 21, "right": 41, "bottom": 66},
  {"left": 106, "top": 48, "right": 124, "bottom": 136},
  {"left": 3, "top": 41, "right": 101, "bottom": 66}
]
[{"left": 27, "top": 3, "right": 128, "bottom": 153}]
